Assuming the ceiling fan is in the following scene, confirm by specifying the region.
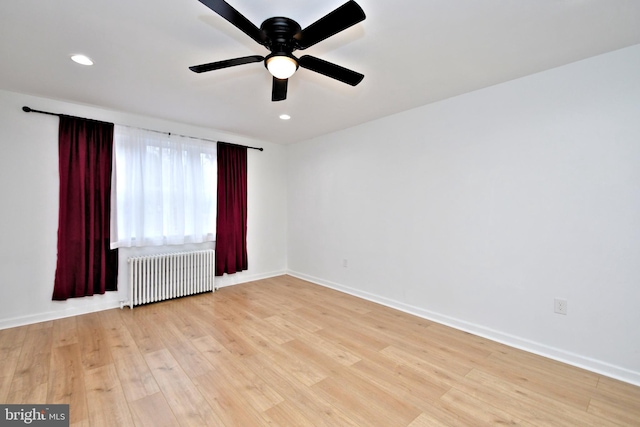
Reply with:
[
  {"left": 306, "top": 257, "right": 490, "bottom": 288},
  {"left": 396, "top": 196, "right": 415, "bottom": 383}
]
[{"left": 190, "top": 0, "right": 366, "bottom": 101}]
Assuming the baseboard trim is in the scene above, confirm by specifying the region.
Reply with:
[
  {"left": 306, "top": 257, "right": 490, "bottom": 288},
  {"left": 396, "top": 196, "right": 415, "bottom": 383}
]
[
  {"left": 0, "top": 270, "right": 287, "bottom": 331},
  {"left": 215, "top": 269, "right": 287, "bottom": 289},
  {"left": 286, "top": 270, "right": 640, "bottom": 387},
  {"left": 0, "top": 299, "right": 122, "bottom": 331}
]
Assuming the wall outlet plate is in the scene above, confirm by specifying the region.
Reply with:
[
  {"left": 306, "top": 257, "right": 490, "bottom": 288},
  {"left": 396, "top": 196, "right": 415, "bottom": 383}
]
[{"left": 554, "top": 298, "right": 568, "bottom": 315}]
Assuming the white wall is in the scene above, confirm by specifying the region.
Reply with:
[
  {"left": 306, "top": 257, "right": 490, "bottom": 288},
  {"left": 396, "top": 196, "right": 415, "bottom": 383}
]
[
  {"left": 0, "top": 89, "right": 287, "bottom": 329},
  {"left": 287, "top": 44, "right": 640, "bottom": 385}
]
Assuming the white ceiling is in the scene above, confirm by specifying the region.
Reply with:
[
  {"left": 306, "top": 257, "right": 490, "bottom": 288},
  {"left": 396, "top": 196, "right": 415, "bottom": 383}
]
[{"left": 1, "top": 0, "right": 639, "bottom": 145}]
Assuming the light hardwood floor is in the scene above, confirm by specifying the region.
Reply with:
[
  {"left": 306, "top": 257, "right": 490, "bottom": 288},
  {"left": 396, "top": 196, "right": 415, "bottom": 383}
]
[{"left": 1, "top": 275, "right": 639, "bottom": 426}]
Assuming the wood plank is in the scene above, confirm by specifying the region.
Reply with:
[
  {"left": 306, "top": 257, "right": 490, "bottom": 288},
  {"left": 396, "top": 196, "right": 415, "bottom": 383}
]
[
  {"left": 0, "top": 324, "right": 27, "bottom": 359},
  {"left": 191, "top": 335, "right": 284, "bottom": 412},
  {"left": 403, "top": 325, "right": 494, "bottom": 364},
  {"left": 280, "top": 338, "right": 348, "bottom": 379},
  {"left": 0, "top": 352, "right": 20, "bottom": 403},
  {"left": 459, "top": 369, "right": 612, "bottom": 426},
  {"left": 440, "top": 387, "right": 534, "bottom": 426},
  {"left": 99, "top": 309, "right": 160, "bottom": 402},
  {"left": 217, "top": 315, "right": 329, "bottom": 387},
  {"left": 313, "top": 319, "right": 390, "bottom": 356},
  {"left": 84, "top": 364, "right": 135, "bottom": 427},
  {"left": 475, "top": 352, "right": 594, "bottom": 410},
  {"left": 357, "top": 305, "right": 434, "bottom": 334},
  {"left": 267, "top": 315, "right": 361, "bottom": 366},
  {"left": 594, "top": 375, "right": 640, "bottom": 409},
  {"left": 263, "top": 400, "right": 317, "bottom": 427},
  {"left": 47, "top": 343, "right": 88, "bottom": 425},
  {"left": 77, "top": 312, "right": 112, "bottom": 371},
  {"left": 70, "top": 419, "right": 91, "bottom": 427},
  {"left": 490, "top": 344, "right": 600, "bottom": 388},
  {"left": 0, "top": 325, "right": 27, "bottom": 402},
  {"left": 349, "top": 358, "right": 449, "bottom": 409},
  {"left": 588, "top": 377, "right": 640, "bottom": 425},
  {"left": 243, "top": 353, "right": 360, "bottom": 427},
  {"left": 117, "top": 308, "right": 165, "bottom": 354},
  {"left": 51, "top": 315, "right": 79, "bottom": 348},
  {"left": 311, "top": 366, "right": 422, "bottom": 427},
  {"left": 253, "top": 335, "right": 328, "bottom": 386},
  {"left": 193, "top": 370, "right": 272, "bottom": 426},
  {"left": 239, "top": 315, "right": 296, "bottom": 346},
  {"left": 275, "top": 310, "right": 324, "bottom": 333},
  {"left": 408, "top": 413, "right": 451, "bottom": 427},
  {"left": 293, "top": 303, "right": 361, "bottom": 333},
  {"left": 27, "top": 321, "right": 54, "bottom": 331},
  {"left": 384, "top": 338, "right": 477, "bottom": 377},
  {"left": 144, "top": 349, "right": 222, "bottom": 427},
  {"left": 5, "top": 382, "right": 48, "bottom": 405},
  {"left": 588, "top": 397, "right": 640, "bottom": 426},
  {"left": 188, "top": 308, "right": 257, "bottom": 357},
  {"left": 129, "top": 392, "right": 180, "bottom": 427},
  {"left": 147, "top": 320, "right": 214, "bottom": 379},
  {"left": 379, "top": 345, "right": 467, "bottom": 389},
  {"left": 216, "top": 287, "right": 280, "bottom": 319},
  {"left": 427, "top": 322, "right": 509, "bottom": 355},
  {"left": 5, "top": 325, "right": 52, "bottom": 403},
  {"left": 203, "top": 296, "right": 297, "bottom": 347}
]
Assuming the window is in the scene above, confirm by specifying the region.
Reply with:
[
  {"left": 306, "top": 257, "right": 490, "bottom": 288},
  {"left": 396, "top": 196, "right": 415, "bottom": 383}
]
[{"left": 110, "top": 126, "right": 217, "bottom": 248}]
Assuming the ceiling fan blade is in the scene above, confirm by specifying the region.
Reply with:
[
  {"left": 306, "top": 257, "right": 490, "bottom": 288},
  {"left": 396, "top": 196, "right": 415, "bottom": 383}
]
[
  {"left": 298, "top": 55, "right": 364, "bottom": 86},
  {"left": 294, "top": 0, "right": 365, "bottom": 50},
  {"left": 189, "top": 55, "right": 264, "bottom": 73},
  {"left": 197, "top": 0, "right": 267, "bottom": 45},
  {"left": 272, "top": 77, "right": 288, "bottom": 101}
]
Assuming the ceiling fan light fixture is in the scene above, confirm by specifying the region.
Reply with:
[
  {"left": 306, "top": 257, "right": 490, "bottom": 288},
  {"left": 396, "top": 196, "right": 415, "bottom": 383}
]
[{"left": 266, "top": 54, "right": 298, "bottom": 79}]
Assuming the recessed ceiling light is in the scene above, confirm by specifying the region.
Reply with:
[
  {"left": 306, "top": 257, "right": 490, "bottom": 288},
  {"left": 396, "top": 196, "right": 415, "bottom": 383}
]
[
  {"left": 70, "top": 54, "right": 94, "bottom": 66},
  {"left": 279, "top": 114, "right": 291, "bottom": 120}
]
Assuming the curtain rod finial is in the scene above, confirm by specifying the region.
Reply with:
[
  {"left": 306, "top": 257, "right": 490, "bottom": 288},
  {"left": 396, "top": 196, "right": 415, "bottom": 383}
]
[{"left": 22, "top": 106, "right": 32, "bottom": 113}]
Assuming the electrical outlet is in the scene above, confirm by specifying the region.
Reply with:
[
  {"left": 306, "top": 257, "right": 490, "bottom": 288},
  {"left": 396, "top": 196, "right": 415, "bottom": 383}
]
[
  {"left": 342, "top": 259, "right": 348, "bottom": 268},
  {"left": 554, "top": 298, "right": 568, "bottom": 315}
]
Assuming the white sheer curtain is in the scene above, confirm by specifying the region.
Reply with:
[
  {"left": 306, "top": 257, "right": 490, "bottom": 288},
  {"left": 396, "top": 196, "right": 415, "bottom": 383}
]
[{"left": 110, "top": 125, "right": 217, "bottom": 248}]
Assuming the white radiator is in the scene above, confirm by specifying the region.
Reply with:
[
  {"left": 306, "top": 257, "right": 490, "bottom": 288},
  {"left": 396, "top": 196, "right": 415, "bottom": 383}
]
[{"left": 127, "top": 249, "right": 215, "bottom": 308}]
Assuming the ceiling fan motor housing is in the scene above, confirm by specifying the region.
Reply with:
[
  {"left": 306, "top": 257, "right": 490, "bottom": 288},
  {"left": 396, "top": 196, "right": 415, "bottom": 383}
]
[{"left": 261, "top": 17, "right": 302, "bottom": 54}]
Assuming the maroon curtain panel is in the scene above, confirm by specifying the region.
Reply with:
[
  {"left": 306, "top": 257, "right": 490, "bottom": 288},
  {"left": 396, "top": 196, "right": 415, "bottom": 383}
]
[
  {"left": 215, "top": 142, "right": 248, "bottom": 276},
  {"left": 52, "top": 116, "right": 118, "bottom": 300}
]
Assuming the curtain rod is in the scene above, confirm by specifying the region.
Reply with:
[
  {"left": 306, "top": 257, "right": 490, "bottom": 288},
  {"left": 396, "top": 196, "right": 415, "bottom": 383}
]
[{"left": 22, "top": 106, "right": 264, "bottom": 152}]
